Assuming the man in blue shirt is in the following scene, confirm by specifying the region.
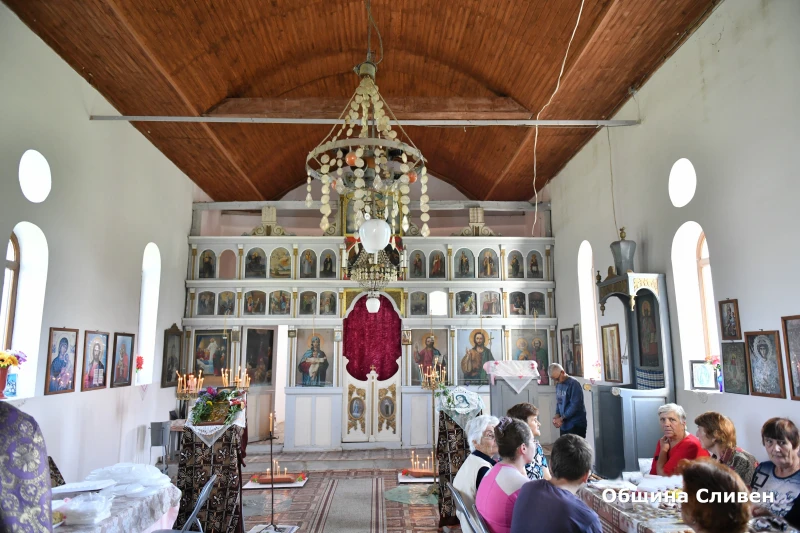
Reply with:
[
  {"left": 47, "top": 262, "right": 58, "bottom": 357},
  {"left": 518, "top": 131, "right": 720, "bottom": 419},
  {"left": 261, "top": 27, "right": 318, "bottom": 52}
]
[
  {"left": 549, "top": 363, "right": 587, "bottom": 438},
  {"left": 510, "top": 434, "right": 602, "bottom": 533}
]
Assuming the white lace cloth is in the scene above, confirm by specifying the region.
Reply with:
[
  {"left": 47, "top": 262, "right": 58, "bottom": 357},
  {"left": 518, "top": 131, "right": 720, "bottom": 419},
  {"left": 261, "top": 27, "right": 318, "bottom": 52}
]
[
  {"left": 185, "top": 408, "right": 246, "bottom": 447},
  {"left": 436, "top": 386, "right": 485, "bottom": 430},
  {"left": 483, "top": 360, "right": 541, "bottom": 393}
]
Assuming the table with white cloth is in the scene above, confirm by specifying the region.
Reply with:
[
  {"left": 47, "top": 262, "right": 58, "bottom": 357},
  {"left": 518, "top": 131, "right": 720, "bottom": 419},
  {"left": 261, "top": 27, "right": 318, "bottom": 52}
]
[{"left": 58, "top": 484, "right": 181, "bottom": 533}]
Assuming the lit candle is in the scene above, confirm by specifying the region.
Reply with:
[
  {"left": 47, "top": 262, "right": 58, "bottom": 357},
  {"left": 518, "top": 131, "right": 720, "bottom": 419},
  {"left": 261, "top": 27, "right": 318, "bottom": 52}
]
[
  {"left": 269, "top": 412, "right": 274, "bottom": 433},
  {"left": 284, "top": 468, "right": 287, "bottom": 476}
]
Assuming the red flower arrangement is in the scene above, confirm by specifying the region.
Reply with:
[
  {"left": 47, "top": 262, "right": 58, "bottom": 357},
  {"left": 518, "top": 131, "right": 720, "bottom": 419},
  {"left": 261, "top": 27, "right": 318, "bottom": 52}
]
[
  {"left": 136, "top": 356, "right": 144, "bottom": 373},
  {"left": 296, "top": 473, "right": 307, "bottom": 482}
]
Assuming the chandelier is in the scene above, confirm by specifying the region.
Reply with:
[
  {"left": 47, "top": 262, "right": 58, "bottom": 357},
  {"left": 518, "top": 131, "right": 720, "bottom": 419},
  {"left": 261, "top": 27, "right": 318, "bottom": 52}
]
[
  {"left": 349, "top": 250, "right": 398, "bottom": 313},
  {"left": 305, "top": 1, "right": 432, "bottom": 242}
]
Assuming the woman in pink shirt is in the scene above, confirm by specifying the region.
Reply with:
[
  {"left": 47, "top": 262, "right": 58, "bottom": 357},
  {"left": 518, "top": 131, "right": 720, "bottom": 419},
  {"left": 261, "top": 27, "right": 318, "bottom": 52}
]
[{"left": 476, "top": 417, "right": 536, "bottom": 533}]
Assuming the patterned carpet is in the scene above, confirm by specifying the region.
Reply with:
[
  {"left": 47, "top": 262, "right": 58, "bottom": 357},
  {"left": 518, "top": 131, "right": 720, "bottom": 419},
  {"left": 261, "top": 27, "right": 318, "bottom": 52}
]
[{"left": 242, "top": 468, "right": 439, "bottom": 533}]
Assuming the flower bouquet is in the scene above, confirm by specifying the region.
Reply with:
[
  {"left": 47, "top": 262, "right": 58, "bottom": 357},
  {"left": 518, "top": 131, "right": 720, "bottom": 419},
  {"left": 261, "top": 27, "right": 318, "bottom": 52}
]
[
  {"left": 705, "top": 354, "right": 723, "bottom": 392},
  {"left": 0, "top": 350, "right": 26, "bottom": 399},
  {"left": 190, "top": 387, "right": 246, "bottom": 426}
]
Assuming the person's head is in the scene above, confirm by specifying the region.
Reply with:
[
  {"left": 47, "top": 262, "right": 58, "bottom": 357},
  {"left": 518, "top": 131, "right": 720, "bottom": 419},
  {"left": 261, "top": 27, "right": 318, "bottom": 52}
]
[
  {"left": 694, "top": 412, "right": 736, "bottom": 452},
  {"left": 92, "top": 342, "right": 101, "bottom": 360},
  {"left": 494, "top": 417, "right": 535, "bottom": 463},
  {"left": 756, "top": 339, "right": 769, "bottom": 358},
  {"left": 761, "top": 418, "right": 800, "bottom": 469},
  {"left": 548, "top": 363, "right": 565, "bottom": 383},
  {"left": 678, "top": 458, "right": 750, "bottom": 533},
  {"left": 119, "top": 343, "right": 127, "bottom": 357},
  {"left": 466, "top": 415, "right": 499, "bottom": 455},
  {"left": 474, "top": 332, "right": 485, "bottom": 347},
  {"left": 550, "top": 434, "right": 593, "bottom": 483},
  {"left": 58, "top": 337, "right": 69, "bottom": 357},
  {"left": 507, "top": 403, "right": 541, "bottom": 438},
  {"left": 425, "top": 335, "right": 435, "bottom": 348},
  {"left": 516, "top": 338, "right": 528, "bottom": 351},
  {"left": 658, "top": 403, "right": 687, "bottom": 440},
  {"left": 311, "top": 336, "right": 321, "bottom": 351},
  {"left": 533, "top": 338, "right": 542, "bottom": 350}
]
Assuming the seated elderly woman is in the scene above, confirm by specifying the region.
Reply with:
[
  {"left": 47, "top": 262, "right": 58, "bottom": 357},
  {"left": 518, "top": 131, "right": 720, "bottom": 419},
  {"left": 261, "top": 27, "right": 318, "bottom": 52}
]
[
  {"left": 453, "top": 415, "right": 499, "bottom": 533},
  {"left": 678, "top": 458, "right": 751, "bottom": 533},
  {"left": 650, "top": 403, "right": 709, "bottom": 476},
  {"left": 694, "top": 411, "right": 757, "bottom": 484},
  {"left": 507, "top": 402, "right": 551, "bottom": 480},
  {"left": 476, "top": 417, "right": 535, "bottom": 533},
  {"left": 750, "top": 417, "right": 800, "bottom": 528}
]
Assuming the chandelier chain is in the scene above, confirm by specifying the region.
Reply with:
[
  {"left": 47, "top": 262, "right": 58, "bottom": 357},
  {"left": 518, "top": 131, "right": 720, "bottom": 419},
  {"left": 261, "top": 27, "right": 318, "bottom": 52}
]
[{"left": 364, "top": 0, "right": 384, "bottom": 65}]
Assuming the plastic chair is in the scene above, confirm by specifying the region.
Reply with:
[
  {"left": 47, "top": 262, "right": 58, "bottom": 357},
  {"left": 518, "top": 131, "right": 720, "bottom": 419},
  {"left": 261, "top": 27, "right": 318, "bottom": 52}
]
[
  {"left": 154, "top": 474, "right": 217, "bottom": 533},
  {"left": 447, "top": 482, "right": 483, "bottom": 533},
  {"left": 471, "top": 503, "right": 491, "bottom": 533}
]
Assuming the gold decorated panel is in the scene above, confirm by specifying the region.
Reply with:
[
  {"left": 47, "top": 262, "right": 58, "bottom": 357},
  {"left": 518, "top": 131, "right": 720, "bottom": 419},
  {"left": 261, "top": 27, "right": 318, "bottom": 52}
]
[{"left": 377, "top": 383, "right": 397, "bottom": 434}]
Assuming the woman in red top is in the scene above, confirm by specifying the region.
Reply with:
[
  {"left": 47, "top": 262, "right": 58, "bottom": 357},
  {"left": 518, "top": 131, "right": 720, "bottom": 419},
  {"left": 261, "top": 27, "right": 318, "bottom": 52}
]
[{"left": 650, "top": 403, "right": 709, "bottom": 475}]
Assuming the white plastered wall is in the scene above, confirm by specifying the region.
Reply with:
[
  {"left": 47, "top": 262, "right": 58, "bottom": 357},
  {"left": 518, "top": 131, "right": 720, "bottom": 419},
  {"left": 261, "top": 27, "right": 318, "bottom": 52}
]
[
  {"left": 546, "top": 0, "right": 800, "bottom": 458},
  {"left": 0, "top": 5, "right": 194, "bottom": 479}
]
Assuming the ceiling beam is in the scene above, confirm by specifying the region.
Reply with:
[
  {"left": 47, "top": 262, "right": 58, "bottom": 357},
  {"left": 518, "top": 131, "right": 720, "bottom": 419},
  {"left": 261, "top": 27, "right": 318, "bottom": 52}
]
[
  {"left": 192, "top": 200, "right": 549, "bottom": 212},
  {"left": 206, "top": 96, "right": 533, "bottom": 120}
]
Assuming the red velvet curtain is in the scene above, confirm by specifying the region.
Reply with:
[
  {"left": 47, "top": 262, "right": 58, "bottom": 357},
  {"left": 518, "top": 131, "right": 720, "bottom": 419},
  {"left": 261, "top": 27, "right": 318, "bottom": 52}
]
[{"left": 343, "top": 295, "right": 402, "bottom": 381}]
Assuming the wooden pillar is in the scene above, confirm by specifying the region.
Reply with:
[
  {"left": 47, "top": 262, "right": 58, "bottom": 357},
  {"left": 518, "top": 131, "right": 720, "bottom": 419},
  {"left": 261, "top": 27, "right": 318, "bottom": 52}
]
[
  {"left": 339, "top": 244, "right": 347, "bottom": 280},
  {"left": 447, "top": 246, "right": 453, "bottom": 281},
  {"left": 550, "top": 327, "right": 557, "bottom": 367},
  {"left": 236, "top": 289, "right": 243, "bottom": 317},
  {"left": 191, "top": 245, "right": 198, "bottom": 280},
  {"left": 500, "top": 246, "right": 507, "bottom": 281},
  {"left": 502, "top": 290, "right": 509, "bottom": 318},
  {"left": 448, "top": 291, "right": 455, "bottom": 318},
  {"left": 547, "top": 288, "right": 554, "bottom": 318},
  {"left": 188, "top": 290, "right": 196, "bottom": 318},
  {"left": 237, "top": 245, "right": 244, "bottom": 280},
  {"left": 292, "top": 245, "right": 299, "bottom": 280},
  {"left": 292, "top": 289, "right": 298, "bottom": 318},
  {"left": 545, "top": 245, "right": 551, "bottom": 281},
  {"left": 504, "top": 328, "right": 510, "bottom": 361}
]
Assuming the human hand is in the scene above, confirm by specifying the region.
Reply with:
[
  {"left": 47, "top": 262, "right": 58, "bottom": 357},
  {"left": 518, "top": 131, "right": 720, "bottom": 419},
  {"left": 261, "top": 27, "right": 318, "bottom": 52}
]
[
  {"left": 553, "top": 416, "right": 562, "bottom": 428},
  {"left": 659, "top": 435, "right": 671, "bottom": 454},
  {"left": 751, "top": 506, "right": 772, "bottom": 517}
]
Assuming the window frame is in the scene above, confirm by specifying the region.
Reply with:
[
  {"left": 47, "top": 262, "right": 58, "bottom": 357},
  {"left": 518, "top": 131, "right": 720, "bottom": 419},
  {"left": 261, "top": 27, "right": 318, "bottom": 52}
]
[
  {"left": 3, "top": 233, "right": 20, "bottom": 350},
  {"left": 696, "top": 233, "right": 717, "bottom": 359}
]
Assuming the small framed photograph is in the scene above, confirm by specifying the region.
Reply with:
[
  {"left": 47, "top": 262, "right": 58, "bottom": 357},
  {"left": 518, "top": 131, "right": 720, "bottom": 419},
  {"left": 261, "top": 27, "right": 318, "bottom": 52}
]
[
  {"left": 573, "top": 323, "right": 582, "bottom": 345},
  {"left": 601, "top": 324, "right": 622, "bottom": 383},
  {"left": 721, "top": 342, "right": 748, "bottom": 395},
  {"left": 401, "top": 330, "right": 412, "bottom": 346},
  {"left": 719, "top": 299, "right": 742, "bottom": 341},
  {"left": 745, "top": 331, "right": 786, "bottom": 399},
  {"left": 82, "top": 331, "right": 110, "bottom": 392},
  {"left": 161, "top": 324, "right": 182, "bottom": 388},
  {"left": 690, "top": 360, "right": 718, "bottom": 390},
  {"left": 288, "top": 329, "right": 297, "bottom": 338},
  {"left": 110, "top": 332, "right": 135, "bottom": 388},
  {"left": 45, "top": 327, "right": 79, "bottom": 395},
  {"left": 334, "top": 330, "right": 342, "bottom": 342},
  {"left": 782, "top": 315, "right": 800, "bottom": 401}
]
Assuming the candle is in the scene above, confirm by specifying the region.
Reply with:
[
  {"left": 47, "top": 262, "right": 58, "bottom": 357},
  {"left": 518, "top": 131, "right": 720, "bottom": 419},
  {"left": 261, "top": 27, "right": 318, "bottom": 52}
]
[
  {"left": 284, "top": 468, "right": 287, "bottom": 476},
  {"left": 269, "top": 413, "right": 274, "bottom": 433}
]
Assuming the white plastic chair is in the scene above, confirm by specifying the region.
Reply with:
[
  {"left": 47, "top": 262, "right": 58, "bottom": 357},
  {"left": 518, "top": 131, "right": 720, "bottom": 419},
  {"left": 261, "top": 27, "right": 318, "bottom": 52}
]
[
  {"left": 471, "top": 503, "right": 491, "bottom": 533},
  {"left": 154, "top": 474, "right": 217, "bottom": 533},
  {"left": 447, "top": 482, "right": 483, "bottom": 533}
]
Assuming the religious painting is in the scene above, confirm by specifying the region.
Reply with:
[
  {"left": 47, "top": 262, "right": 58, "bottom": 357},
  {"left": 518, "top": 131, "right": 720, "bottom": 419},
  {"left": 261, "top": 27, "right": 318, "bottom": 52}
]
[
  {"left": 573, "top": 324, "right": 582, "bottom": 345},
  {"left": 269, "top": 290, "right": 291, "bottom": 315},
  {"left": 299, "top": 249, "right": 317, "bottom": 279},
  {"left": 511, "top": 329, "right": 549, "bottom": 385},
  {"left": 719, "top": 299, "right": 742, "bottom": 341},
  {"left": 161, "top": 325, "right": 181, "bottom": 388},
  {"left": 480, "top": 291, "right": 501, "bottom": 316},
  {"left": 320, "top": 249, "right": 337, "bottom": 279},
  {"left": 409, "top": 250, "right": 427, "bottom": 279},
  {"left": 245, "top": 328, "right": 274, "bottom": 387},
  {"left": 509, "top": 292, "right": 526, "bottom": 316},
  {"left": 320, "top": 291, "right": 337, "bottom": 316},
  {"left": 507, "top": 250, "right": 524, "bottom": 279},
  {"left": 744, "top": 331, "right": 785, "bottom": 399},
  {"left": 721, "top": 342, "right": 748, "bottom": 395},
  {"left": 601, "top": 324, "right": 622, "bottom": 383},
  {"left": 295, "top": 329, "right": 334, "bottom": 387},
  {"left": 219, "top": 249, "right": 237, "bottom": 279},
  {"left": 217, "top": 291, "right": 235, "bottom": 316},
  {"left": 410, "top": 291, "right": 428, "bottom": 316},
  {"left": 401, "top": 330, "right": 412, "bottom": 346},
  {"left": 45, "top": 327, "right": 78, "bottom": 395},
  {"left": 245, "top": 247, "right": 267, "bottom": 278},
  {"left": 198, "top": 249, "right": 216, "bottom": 279},
  {"left": 379, "top": 397, "right": 396, "bottom": 418},
  {"left": 527, "top": 251, "right": 544, "bottom": 279},
  {"left": 429, "top": 250, "right": 446, "bottom": 279},
  {"left": 81, "top": 331, "right": 109, "bottom": 392},
  {"left": 457, "top": 328, "right": 501, "bottom": 386},
  {"left": 560, "top": 328, "right": 575, "bottom": 375},
  {"left": 349, "top": 397, "right": 365, "bottom": 420},
  {"left": 690, "top": 360, "right": 718, "bottom": 390},
  {"left": 299, "top": 291, "right": 317, "bottom": 315},
  {"left": 781, "top": 315, "right": 800, "bottom": 401},
  {"left": 194, "top": 330, "right": 229, "bottom": 385},
  {"left": 456, "top": 291, "right": 477, "bottom": 315},
  {"left": 454, "top": 249, "right": 475, "bottom": 279},
  {"left": 110, "top": 332, "right": 135, "bottom": 388},
  {"left": 411, "top": 329, "right": 448, "bottom": 386},
  {"left": 528, "top": 292, "right": 546, "bottom": 318},
  {"left": 197, "top": 291, "right": 215, "bottom": 316},
  {"left": 269, "top": 247, "right": 292, "bottom": 278},
  {"left": 573, "top": 344, "right": 584, "bottom": 377},
  {"left": 636, "top": 292, "right": 661, "bottom": 367},
  {"left": 244, "top": 290, "right": 267, "bottom": 315},
  {"left": 478, "top": 248, "right": 499, "bottom": 279}
]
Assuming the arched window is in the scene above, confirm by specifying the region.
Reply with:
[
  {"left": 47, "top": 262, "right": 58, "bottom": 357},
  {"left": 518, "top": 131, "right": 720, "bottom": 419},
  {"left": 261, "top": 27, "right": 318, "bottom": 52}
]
[
  {"left": 1, "top": 233, "right": 20, "bottom": 349},
  {"left": 577, "top": 241, "right": 601, "bottom": 379},
  {"left": 137, "top": 243, "right": 161, "bottom": 384},
  {"left": 697, "top": 234, "right": 719, "bottom": 360}
]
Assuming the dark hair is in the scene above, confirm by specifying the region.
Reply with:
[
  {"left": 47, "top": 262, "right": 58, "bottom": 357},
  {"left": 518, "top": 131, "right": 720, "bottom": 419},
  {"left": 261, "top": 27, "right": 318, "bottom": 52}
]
[
  {"left": 507, "top": 402, "right": 539, "bottom": 422},
  {"left": 550, "top": 434, "right": 593, "bottom": 482},
  {"left": 695, "top": 411, "right": 737, "bottom": 451},
  {"left": 761, "top": 417, "right": 800, "bottom": 449},
  {"left": 678, "top": 458, "right": 750, "bottom": 533},
  {"left": 494, "top": 417, "right": 532, "bottom": 460}
]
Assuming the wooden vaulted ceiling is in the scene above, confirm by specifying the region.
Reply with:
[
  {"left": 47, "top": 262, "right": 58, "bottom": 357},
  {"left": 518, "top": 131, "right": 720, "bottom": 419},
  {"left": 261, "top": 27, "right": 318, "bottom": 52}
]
[{"left": 5, "top": 0, "right": 718, "bottom": 201}]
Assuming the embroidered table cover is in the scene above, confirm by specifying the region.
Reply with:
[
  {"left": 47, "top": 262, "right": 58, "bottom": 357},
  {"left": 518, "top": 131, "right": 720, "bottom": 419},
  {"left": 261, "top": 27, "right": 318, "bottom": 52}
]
[{"left": 483, "top": 360, "right": 541, "bottom": 393}]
